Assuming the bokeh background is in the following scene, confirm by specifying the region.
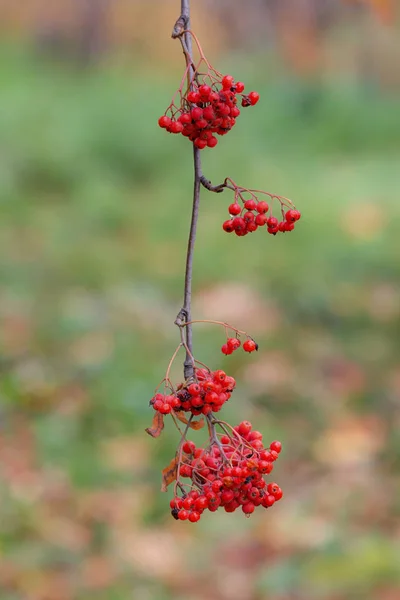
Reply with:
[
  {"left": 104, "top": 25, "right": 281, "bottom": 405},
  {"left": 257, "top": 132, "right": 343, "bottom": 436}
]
[{"left": 0, "top": 1, "right": 400, "bottom": 599}]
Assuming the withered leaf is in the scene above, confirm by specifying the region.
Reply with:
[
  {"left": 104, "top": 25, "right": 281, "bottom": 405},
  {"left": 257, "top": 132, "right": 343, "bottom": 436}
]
[
  {"left": 175, "top": 411, "right": 205, "bottom": 430},
  {"left": 161, "top": 456, "right": 179, "bottom": 492},
  {"left": 145, "top": 412, "right": 164, "bottom": 438}
]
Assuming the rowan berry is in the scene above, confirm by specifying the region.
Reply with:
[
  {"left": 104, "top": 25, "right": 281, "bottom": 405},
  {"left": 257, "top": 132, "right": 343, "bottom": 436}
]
[
  {"left": 270, "top": 441, "right": 282, "bottom": 454},
  {"left": 223, "top": 219, "right": 235, "bottom": 233},
  {"left": 229, "top": 203, "right": 241, "bottom": 216},
  {"left": 256, "top": 201, "right": 269, "bottom": 213},
  {"left": 248, "top": 91, "right": 260, "bottom": 105},
  {"left": 158, "top": 115, "right": 172, "bottom": 128},
  {"left": 243, "top": 339, "right": 258, "bottom": 353},
  {"left": 169, "top": 121, "right": 184, "bottom": 134},
  {"left": 222, "top": 74, "right": 235, "bottom": 89},
  {"left": 178, "top": 509, "right": 189, "bottom": 520},
  {"left": 285, "top": 209, "right": 301, "bottom": 222}
]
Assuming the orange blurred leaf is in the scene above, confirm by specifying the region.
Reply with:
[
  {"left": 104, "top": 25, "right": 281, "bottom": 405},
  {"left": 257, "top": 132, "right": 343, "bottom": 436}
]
[
  {"left": 175, "top": 411, "right": 205, "bottom": 430},
  {"left": 145, "top": 412, "right": 164, "bottom": 437},
  {"left": 161, "top": 456, "right": 178, "bottom": 492}
]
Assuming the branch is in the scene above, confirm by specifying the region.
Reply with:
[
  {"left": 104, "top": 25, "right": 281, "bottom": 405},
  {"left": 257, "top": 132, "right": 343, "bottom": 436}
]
[{"left": 172, "top": 0, "right": 199, "bottom": 381}]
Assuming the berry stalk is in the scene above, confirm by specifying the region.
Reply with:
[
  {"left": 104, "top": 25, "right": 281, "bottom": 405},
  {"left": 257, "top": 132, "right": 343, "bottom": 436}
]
[{"left": 176, "top": 0, "right": 202, "bottom": 380}]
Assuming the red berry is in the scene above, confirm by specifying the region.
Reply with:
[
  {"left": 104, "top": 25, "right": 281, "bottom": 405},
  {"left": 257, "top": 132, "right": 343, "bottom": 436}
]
[
  {"left": 158, "top": 115, "right": 172, "bottom": 128},
  {"left": 160, "top": 403, "right": 172, "bottom": 414},
  {"left": 270, "top": 440, "right": 282, "bottom": 454},
  {"left": 187, "top": 91, "right": 200, "bottom": 103},
  {"left": 178, "top": 509, "right": 189, "bottom": 520},
  {"left": 178, "top": 112, "right": 192, "bottom": 124},
  {"left": 191, "top": 107, "right": 203, "bottom": 121},
  {"left": 256, "top": 201, "right": 269, "bottom": 214},
  {"left": 285, "top": 209, "right": 301, "bottom": 222},
  {"left": 223, "top": 219, "right": 235, "bottom": 233},
  {"left": 262, "top": 494, "right": 276, "bottom": 508},
  {"left": 248, "top": 91, "right": 260, "bottom": 105},
  {"left": 207, "top": 136, "right": 218, "bottom": 148},
  {"left": 199, "top": 84, "right": 211, "bottom": 98},
  {"left": 255, "top": 214, "right": 267, "bottom": 226},
  {"left": 232, "top": 217, "right": 246, "bottom": 232},
  {"left": 235, "top": 81, "right": 245, "bottom": 93},
  {"left": 230, "top": 106, "right": 241, "bottom": 118},
  {"left": 242, "top": 502, "right": 255, "bottom": 515},
  {"left": 247, "top": 222, "right": 258, "bottom": 232},
  {"left": 221, "top": 344, "right": 233, "bottom": 355},
  {"left": 188, "top": 383, "right": 201, "bottom": 396},
  {"left": 203, "top": 106, "right": 216, "bottom": 120},
  {"left": 238, "top": 420, "right": 252, "bottom": 436},
  {"left": 243, "top": 339, "right": 258, "bottom": 353},
  {"left": 227, "top": 337, "right": 241, "bottom": 351},
  {"left": 189, "top": 511, "right": 201, "bottom": 522},
  {"left": 194, "top": 138, "right": 207, "bottom": 149},
  {"left": 266, "top": 216, "right": 278, "bottom": 227},
  {"left": 222, "top": 75, "right": 235, "bottom": 89},
  {"left": 228, "top": 203, "right": 241, "bottom": 216},
  {"left": 169, "top": 121, "right": 184, "bottom": 134},
  {"left": 244, "top": 199, "right": 257, "bottom": 210},
  {"left": 183, "top": 440, "right": 196, "bottom": 454}
]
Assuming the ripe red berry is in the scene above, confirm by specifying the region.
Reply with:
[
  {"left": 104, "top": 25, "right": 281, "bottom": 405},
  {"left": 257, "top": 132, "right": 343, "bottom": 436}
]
[
  {"left": 256, "top": 201, "right": 269, "bottom": 214},
  {"left": 285, "top": 209, "right": 301, "bottom": 222},
  {"left": 194, "top": 138, "right": 207, "bottom": 149},
  {"left": 207, "top": 136, "right": 218, "bottom": 148},
  {"left": 169, "top": 121, "right": 184, "bottom": 134},
  {"left": 243, "top": 339, "right": 258, "bottom": 353},
  {"left": 228, "top": 203, "right": 241, "bottom": 216},
  {"left": 221, "top": 344, "right": 233, "bottom": 355},
  {"left": 262, "top": 494, "right": 276, "bottom": 508},
  {"left": 178, "top": 509, "right": 189, "bottom": 520},
  {"left": 248, "top": 91, "right": 260, "bottom": 105},
  {"left": 266, "top": 216, "right": 278, "bottom": 227},
  {"left": 178, "top": 112, "right": 192, "bottom": 124},
  {"left": 189, "top": 511, "right": 201, "bottom": 522},
  {"left": 199, "top": 84, "right": 211, "bottom": 98},
  {"left": 227, "top": 337, "right": 241, "bottom": 351},
  {"left": 222, "top": 74, "right": 235, "bottom": 89},
  {"left": 270, "top": 440, "right": 282, "bottom": 454},
  {"left": 223, "top": 219, "right": 235, "bottom": 233},
  {"left": 187, "top": 91, "right": 200, "bottom": 103},
  {"left": 158, "top": 115, "right": 172, "bottom": 128},
  {"left": 255, "top": 214, "right": 267, "bottom": 226},
  {"left": 232, "top": 217, "right": 246, "bottom": 232},
  {"left": 242, "top": 502, "right": 255, "bottom": 515},
  {"left": 235, "top": 81, "right": 245, "bottom": 93},
  {"left": 244, "top": 199, "right": 257, "bottom": 210}
]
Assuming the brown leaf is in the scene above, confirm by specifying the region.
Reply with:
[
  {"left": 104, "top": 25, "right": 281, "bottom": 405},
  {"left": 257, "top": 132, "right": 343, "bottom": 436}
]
[
  {"left": 161, "top": 456, "right": 178, "bottom": 492},
  {"left": 175, "top": 411, "right": 205, "bottom": 430},
  {"left": 145, "top": 412, "right": 164, "bottom": 438}
]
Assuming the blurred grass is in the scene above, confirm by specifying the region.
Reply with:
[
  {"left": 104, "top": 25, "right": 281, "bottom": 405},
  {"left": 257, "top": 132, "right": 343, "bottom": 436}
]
[{"left": 0, "top": 43, "right": 400, "bottom": 600}]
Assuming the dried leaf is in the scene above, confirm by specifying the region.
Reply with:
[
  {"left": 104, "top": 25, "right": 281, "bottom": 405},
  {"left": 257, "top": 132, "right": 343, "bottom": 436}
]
[
  {"left": 161, "top": 456, "right": 178, "bottom": 492},
  {"left": 175, "top": 411, "right": 205, "bottom": 430},
  {"left": 145, "top": 412, "right": 164, "bottom": 438}
]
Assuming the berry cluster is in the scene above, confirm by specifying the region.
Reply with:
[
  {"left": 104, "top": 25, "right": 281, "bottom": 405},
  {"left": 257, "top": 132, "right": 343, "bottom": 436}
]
[
  {"left": 221, "top": 337, "right": 258, "bottom": 355},
  {"left": 171, "top": 421, "right": 283, "bottom": 522},
  {"left": 223, "top": 193, "right": 301, "bottom": 237},
  {"left": 158, "top": 75, "right": 259, "bottom": 150},
  {"left": 151, "top": 367, "right": 236, "bottom": 416}
]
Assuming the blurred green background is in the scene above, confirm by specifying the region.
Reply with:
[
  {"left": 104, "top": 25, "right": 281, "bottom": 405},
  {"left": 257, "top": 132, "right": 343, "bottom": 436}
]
[{"left": 0, "top": 1, "right": 400, "bottom": 599}]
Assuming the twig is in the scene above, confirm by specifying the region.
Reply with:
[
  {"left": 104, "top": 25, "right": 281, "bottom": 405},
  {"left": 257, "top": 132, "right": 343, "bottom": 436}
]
[{"left": 173, "top": 0, "right": 202, "bottom": 381}]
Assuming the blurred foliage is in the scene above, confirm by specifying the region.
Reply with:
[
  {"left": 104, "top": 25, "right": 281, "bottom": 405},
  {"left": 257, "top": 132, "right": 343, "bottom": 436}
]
[{"left": 0, "top": 30, "right": 400, "bottom": 600}]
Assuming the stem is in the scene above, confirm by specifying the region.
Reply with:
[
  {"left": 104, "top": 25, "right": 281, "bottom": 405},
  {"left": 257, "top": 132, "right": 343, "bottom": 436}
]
[{"left": 174, "top": 0, "right": 202, "bottom": 381}]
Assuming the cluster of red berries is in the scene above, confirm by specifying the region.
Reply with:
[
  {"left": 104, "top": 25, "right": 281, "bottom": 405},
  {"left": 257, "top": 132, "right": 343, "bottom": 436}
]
[
  {"left": 221, "top": 337, "right": 258, "bottom": 355},
  {"left": 223, "top": 202, "right": 301, "bottom": 237},
  {"left": 171, "top": 421, "right": 283, "bottom": 522},
  {"left": 151, "top": 368, "right": 236, "bottom": 416},
  {"left": 158, "top": 75, "right": 259, "bottom": 149}
]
